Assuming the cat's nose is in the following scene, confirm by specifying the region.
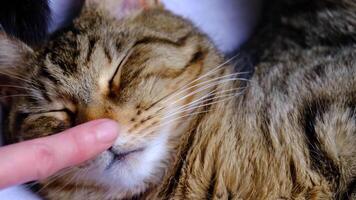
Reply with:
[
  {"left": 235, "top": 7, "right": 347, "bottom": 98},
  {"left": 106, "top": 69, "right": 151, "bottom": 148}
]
[
  {"left": 108, "top": 146, "right": 120, "bottom": 155},
  {"left": 74, "top": 104, "right": 116, "bottom": 125},
  {"left": 108, "top": 146, "right": 115, "bottom": 153}
]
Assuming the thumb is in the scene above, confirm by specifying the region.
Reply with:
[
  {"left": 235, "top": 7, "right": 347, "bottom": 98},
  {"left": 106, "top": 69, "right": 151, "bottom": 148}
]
[{"left": 0, "top": 119, "right": 119, "bottom": 189}]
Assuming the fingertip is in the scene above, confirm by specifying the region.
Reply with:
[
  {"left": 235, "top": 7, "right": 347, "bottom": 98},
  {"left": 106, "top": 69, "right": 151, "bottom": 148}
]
[
  {"left": 93, "top": 119, "right": 120, "bottom": 143},
  {"left": 0, "top": 119, "right": 121, "bottom": 187}
]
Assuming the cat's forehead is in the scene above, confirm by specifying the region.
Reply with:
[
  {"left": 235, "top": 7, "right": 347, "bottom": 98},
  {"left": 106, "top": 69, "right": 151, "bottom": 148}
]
[
  {"left": 38, "top": 20, "right": 136, "bottom": 78},
  {"left": 38, "top": 11, "right": 192, "bottom": 74},
  {"left": 29, "top": 9, "right": 203, "bottom": 104},
  {"left": 44, "top": 27, "right": 131, "bottom": 62},
  {"left": 32, "top": 29, "right": 127, "bottom": 103},
  {"left": 39, "top": 9, "right": 192, "bottom": 70}
]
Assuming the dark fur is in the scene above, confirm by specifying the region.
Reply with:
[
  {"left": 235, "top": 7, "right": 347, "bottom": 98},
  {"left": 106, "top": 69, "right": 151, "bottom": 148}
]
[{"left": 0, "top": 0, "right": 50, "bottom": 45}]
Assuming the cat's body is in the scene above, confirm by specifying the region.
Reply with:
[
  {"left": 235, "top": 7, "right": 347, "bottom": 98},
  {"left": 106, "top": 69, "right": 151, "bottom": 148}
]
[
  {"left": 0, "top": 0, "right": 355, "bottom": 199},
  {"left": 153, "top": 0, "right": 356, "bottom": 199}
]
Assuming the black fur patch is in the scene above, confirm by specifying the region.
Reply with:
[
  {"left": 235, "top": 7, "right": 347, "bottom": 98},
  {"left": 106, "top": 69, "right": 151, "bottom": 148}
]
[
  {"left": 206, "top": 170, "right": 217, "bottom": 199},
  {"left": 259, "top": 102, "right": 274, "bottom": 151},
  {"left": 0, "top": 0, "right": 50, "bottom": 45},
  {"left": 341, "top": 179, "right": 356, "bottom": 200},
  {"left": 301, "top": 98, "right": 341, "bottom": 186}
]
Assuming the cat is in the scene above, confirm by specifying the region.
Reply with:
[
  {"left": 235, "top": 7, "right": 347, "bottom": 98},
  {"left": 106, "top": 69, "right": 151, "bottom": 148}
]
[
  {"left": 0, "top": 0, "right": 228, "bottom": 199},
  {"left": 0, "top": 0, "right": 355, "bottom": 200}
]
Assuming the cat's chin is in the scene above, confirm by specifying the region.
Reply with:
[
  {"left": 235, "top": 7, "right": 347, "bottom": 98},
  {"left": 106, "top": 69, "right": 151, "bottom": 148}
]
[{"left": 82, "top": 137, "right": 169, "bottom": 198}]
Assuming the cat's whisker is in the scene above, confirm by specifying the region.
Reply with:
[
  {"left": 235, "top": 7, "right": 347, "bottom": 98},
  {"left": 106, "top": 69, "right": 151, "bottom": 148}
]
[
  {"left": 147, "top": 54, "right": 242, "bottom": 108},
  {"left": 146, "top": 88, "right": 218, "bottom": 120},
  {"left": 161, "top": 71, "right": 246, "bottom": 105},
  {"left": 181, "top": 54, "right": 240, "bottom": 88},
  {"left": 145, "top": 92, "right": 242, "bottom": 133},
  {"left": 142, "top": 68, "right": 249, "bottom": 125},
  {"left": 152, "top": 87, "right": 242, "bottom": 120},
  {"left": 73, "top": 167, "right": 91, "bottom": 196},
  {"left": 48, "top": 171, "right": 79, "bottom": 196},
  {"left": 148, "top": 94, "right": 241, "bottom": 133},
  {"left": 146, "top": 78, "right": 248, "bottom": 122},
  {"left": 165, "top": 88, "right": 244, "bottom": 117},
  {"left": 143, "top": 109, "right": 215, "bottom": 134},
  {"left": 170, "top": 75, "right": 250, "bottom": 104},
  {"left": 0, "top": 76, "right": 42, "bottom": 98},
  {"left": 131, "top": 78, "right": 234, "bottom": 129},
  {"left": 49, "top": 166, "right": 88, "bottom": 196},
  {"left": 0, "top": 71, "right": 39, "bottom": 86},
  {"left": 34, "top": 167, "right": 77, "bottom": 193},
  {"left": 0, "top": 84, "right": 35, "bottom": 91},
  {"left": 171, "top": 89, "right": 218, "bottom": 111},
  {"left": 162, "top": 92, "right": 241, "bottom": 120},
  {"left": 167, "top": 77, "right": 247, "bottom": 107},
  {"left": 0, "top": 94, "right": 36, "bottom": 99},
  {"left": 173, "top": 54, "right": 247, "bottom": 92},
  {"left": 136, "top": 112, "right": 207, "bottom": 137},
  {"left": 172, "top": 87, "right": 246, "bottom": 113},
  {"left": 43, "top": 168, "right": 76, "bottom": 183},
  {"left": 144, "top": 71, "right": 244, "bottom": 112}
]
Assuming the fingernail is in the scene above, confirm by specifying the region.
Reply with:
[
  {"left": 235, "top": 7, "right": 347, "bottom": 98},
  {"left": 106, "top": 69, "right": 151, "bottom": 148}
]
[{"left": 95, "top": 120, "right": 119, "bottom": 143}]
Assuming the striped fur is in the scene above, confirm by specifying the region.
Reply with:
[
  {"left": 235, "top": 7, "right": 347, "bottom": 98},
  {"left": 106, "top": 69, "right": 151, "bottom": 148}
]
[
  {"left": 0, "top": 0, "right": 355, "bottom": 199},
  {"left": 153, "top": 0, "right": 356, "bottom": 199}
]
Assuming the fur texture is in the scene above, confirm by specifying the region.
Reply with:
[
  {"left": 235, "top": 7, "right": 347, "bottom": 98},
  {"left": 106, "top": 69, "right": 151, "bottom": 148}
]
[
  {"left": 0, "top": 0, "right": 355, "bottom": 199},
  {"left": 154, "top": 0, "right": 356, "bottom": 199}
]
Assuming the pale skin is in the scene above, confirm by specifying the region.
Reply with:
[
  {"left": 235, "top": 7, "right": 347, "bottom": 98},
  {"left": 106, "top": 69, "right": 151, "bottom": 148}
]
[{"left": 0, "top": 119, "right": 119, "bottom": 189}]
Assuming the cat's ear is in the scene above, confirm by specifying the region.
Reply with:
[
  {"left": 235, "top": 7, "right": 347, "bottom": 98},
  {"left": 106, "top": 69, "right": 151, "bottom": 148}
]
[
  {"left": 0, "top": 33, "right": 34, "bottom": 105},
  {"left": 86, "top": 0, "right": 161, "bottom": 19}
]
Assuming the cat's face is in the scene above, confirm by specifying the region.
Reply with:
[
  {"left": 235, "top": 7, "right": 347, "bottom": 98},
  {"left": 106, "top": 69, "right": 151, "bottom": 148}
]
[{"left": 0, "top": 4, "right": 223, "bottom": 198}]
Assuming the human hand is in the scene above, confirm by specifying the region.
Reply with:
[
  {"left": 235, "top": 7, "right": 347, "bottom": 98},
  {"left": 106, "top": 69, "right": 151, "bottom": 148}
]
[{"left": 0, "top": 119, "right": 119, "bottom": 189}]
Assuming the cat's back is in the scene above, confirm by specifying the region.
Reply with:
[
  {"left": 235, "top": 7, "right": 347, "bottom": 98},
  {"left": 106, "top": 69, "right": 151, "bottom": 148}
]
[
  {"left": 238, "top": 0, "right": 356, "bottom": 198},
  {"left": 157, "top": 0, "right": 356, "bottom": 199}
]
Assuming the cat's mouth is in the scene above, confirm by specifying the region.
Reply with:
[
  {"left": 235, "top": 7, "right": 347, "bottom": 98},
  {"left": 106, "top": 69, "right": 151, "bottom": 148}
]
[{"left": 105, "top": 148, "right": 144, "bottom": 170}]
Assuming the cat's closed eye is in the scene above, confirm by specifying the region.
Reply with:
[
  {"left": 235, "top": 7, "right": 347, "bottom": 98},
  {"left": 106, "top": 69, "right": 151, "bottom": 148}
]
[
  {"left": 109, "top": 49, "right": 134, "bottom": 93},
  {"left": 18, "top": 110, "right": 72, "bottom": 139}
]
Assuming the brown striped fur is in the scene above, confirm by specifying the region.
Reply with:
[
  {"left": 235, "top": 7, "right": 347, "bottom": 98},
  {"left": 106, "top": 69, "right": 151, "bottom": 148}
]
[{"left": 0, "top": 0, "right": 355, "bottom": 199}]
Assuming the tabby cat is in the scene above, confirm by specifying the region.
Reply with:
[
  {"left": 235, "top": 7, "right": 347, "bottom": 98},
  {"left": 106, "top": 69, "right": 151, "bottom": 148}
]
[{"left": 0, "top": 0, "right": 355, "bottom": 200}]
